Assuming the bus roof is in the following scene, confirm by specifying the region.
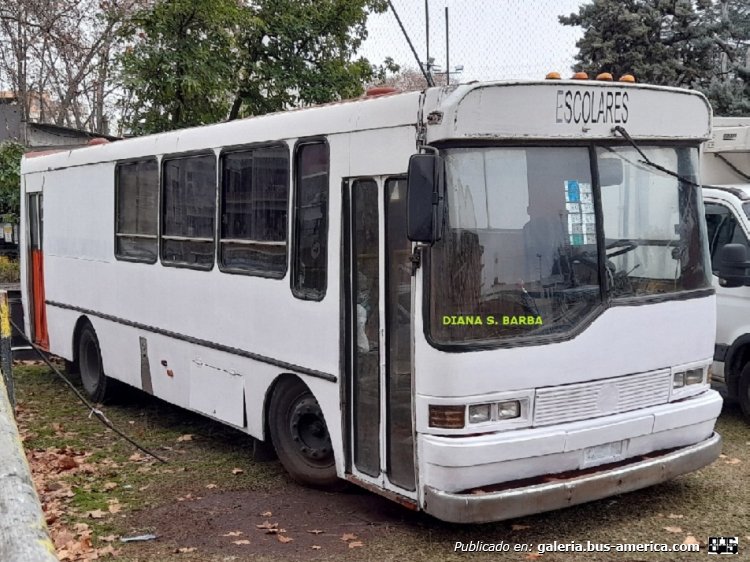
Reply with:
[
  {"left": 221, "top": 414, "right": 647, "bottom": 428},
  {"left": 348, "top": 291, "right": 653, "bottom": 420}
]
[{"left": 21, "top": 80, "right": 711, "bottom": 174}]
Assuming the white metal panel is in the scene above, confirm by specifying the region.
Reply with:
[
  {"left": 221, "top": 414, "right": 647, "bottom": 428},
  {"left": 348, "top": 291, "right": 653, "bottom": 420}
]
[
  {"left": 413, "top": 292, "right": 716, "bottom": 406},
  {"left": 426, "top": 82, "right": 711, "bottom": 142}
]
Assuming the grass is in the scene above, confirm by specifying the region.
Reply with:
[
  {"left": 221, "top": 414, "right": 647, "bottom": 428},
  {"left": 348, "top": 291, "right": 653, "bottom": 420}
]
[{"left": 13, "top": 364, "right": 750, "bottom": 562}]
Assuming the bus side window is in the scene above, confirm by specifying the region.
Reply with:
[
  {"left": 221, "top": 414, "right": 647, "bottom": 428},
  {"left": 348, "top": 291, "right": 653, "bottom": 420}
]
[
  {"left": 705, "top": 202, "right": 750, "bottom": 274},
  {"left": 115, "top": 159, "right": 158, "bottom": 262},
  {"left": 220, "top": 145, "right": 289, "bottom": 277},
  {"left": 161, "top": 154, "right": 217, "bottom": 269},
  {"left": 292, "top": 140, "right": 329, "bottom": 300}
]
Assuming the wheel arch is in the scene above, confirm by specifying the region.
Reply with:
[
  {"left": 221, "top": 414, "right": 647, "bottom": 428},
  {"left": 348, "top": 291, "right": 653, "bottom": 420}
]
[{"left": 726, "top": 335, "right": 750, "bottom": 398}]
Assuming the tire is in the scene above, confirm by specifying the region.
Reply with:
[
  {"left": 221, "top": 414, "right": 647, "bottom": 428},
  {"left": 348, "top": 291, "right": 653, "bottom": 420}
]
[
  {"left": 78, "top": 324, "right": 112, "bottom": 403},
  {"left": 268, "top": 379, "right": 340, "bottom": 489},
  {"left": 739, "top": 363, "right": 750, "bottom": 420}
]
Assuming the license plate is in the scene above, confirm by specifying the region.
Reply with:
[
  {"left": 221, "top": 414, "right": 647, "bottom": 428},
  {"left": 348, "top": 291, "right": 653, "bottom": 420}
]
[{"left": 582, "top": 440, "right": 624, "bottom": 468}]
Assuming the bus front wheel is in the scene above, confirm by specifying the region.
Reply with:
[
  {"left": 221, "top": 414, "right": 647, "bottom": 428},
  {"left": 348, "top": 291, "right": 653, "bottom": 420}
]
[
  {"left": 269, "top": 379, "right": 340, "bottom": 489},
  {"left": 78, "top": 324, "right": 112, "bottom": 403},
  {"left": 739, "top": 363, "right": 750, "bottom": 420}
]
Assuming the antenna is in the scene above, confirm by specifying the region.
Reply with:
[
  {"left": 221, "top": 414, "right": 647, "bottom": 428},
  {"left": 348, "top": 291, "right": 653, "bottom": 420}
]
[
  {"left": 387, "top": 0, "right": 435, "bottom": 87},
  {"left": 445, "top": 6, "right": 450, "bottom": 85}
]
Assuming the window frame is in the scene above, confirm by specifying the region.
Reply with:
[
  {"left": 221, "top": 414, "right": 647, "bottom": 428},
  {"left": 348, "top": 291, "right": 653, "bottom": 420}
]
[
  {"left": 422, "top": 140, "right": 712, "bottom": 353},
  {"left": 291, "top": 137, "right": 330, "bottom": 301},
  {"left": 218, "top": 142, "right": 290, "bottom": 279},
  {"left": 114, "top": 157, "right": 160, "bottom": 264},
  {"left": 160, "top": 150, "right": 218, "bottom": 271}
]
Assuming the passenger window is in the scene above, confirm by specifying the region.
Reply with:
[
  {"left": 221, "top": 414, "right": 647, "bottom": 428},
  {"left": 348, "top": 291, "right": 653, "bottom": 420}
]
[
  {"left": 705, "top": 202, "right": 750, "bottom": 273},
  {"left": 161, "top": 154, "right": 216, "bottom": 269},
  {"left": 220, "top": 145, "right": 289, "bottom": 277},
  {"left": 115, "top": 159, "right": 158, "bottom": 262},
  {"left": 292, "top": 141, "right": 329, "bottom": 300}
]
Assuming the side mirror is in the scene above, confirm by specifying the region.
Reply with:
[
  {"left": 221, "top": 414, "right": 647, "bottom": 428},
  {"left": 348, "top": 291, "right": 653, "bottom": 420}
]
[
  {"left": 407, "top": 153, "right": 445, "bottom": 243},
  {"left": 717, "top": 243, "right": 750, "bottom": 288}
]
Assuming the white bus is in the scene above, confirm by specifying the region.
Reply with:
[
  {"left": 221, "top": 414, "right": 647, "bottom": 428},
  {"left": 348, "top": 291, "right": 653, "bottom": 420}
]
[{"left": 20, "top": 78, "right": 722, "bottom": 523}]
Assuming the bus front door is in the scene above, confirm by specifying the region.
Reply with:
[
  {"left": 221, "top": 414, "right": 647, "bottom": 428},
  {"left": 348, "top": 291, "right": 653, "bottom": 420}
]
[{"left": 345, "top": 177, "right": 416, "bottom": 496}]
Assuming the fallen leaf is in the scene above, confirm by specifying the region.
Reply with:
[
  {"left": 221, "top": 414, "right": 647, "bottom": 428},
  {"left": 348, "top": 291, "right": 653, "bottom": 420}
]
[
  {"left": 232, "top": 540, "right": 251, "bottom": 545},
  {"left": 58, "top": 455, "right": 78, "bottom": 471},
  {"left": 222, "top": 531, "right": 243, "bottom": 537},
  {"left": 231, "top": 468, "right": 244, "bottom": 475},
  {"left": 664, "top": 526, "right": 683, "bottom": 533},
  {"left": 176, "top": 547, "right": 196, "bottom": 553},
  {"left": 103, "top": 482, "right": 118, "bottom": 491},
  {"left": 667, "top": 514, "right": 684, "bottom": 519},
  {"left": 177, "top": 434, "right": 193, "bottom": 442},
  {"left": 206, "top": 483, "right": 218, "bottom": 489},
  {"left": 512, "top": 524, "right": 531, "bottom": 530},
  {"left": 525, "top": 554, "right": 543, "bottom": 560},
  {"left": 683, "top": 535, "right": 700, "bottom": 545},
  {"left": 256, "top": 521, "right": 278, "bottom": 530},
  {"left": 129, "top": 452, "right": 146, "bottom": 462},
  {"left": 277, "top": 535, "right": 293, "bottom": 544},
  {"left": 348, "top": 541, "right": 364, "bottom": 549},
  {"left": 307, "top": 529, "right": 324, "bottom": 535},
  {"left": 108, "top": 503, "right": 122, "bottom": 514},
  {"left": 312, "top": 545, "right": 322, "bottom": 550},
  {"left": 87, "top": 509, "right": 107, "bottom": 519},
  {"left": 341, "top": 533, "right": 358, "bottom": 542},
  {"left": 725, "top": 458, "right": 741, "bottom": 465},
  {"left": 260, "top": 511, "right": 272, "bottom": 517},
  {"left": 99, "top": 535, "right": 117, "bottom": 542}
]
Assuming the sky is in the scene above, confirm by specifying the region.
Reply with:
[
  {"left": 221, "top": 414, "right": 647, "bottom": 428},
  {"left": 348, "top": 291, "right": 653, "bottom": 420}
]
[{"left": 361, "top": 0, "right": 588, "bottom": 82}]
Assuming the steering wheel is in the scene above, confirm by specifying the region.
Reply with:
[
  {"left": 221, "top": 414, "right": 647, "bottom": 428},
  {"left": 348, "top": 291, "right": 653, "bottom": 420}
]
[{"left": 606, "top": 239, "right": 638, "bottom": 258}]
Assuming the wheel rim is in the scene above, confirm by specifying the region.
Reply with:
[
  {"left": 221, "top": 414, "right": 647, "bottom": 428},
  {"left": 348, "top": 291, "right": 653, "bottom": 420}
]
[
  {"left": 80, "top": 334, "right": 100, "bottom": 395},
  {"left": 289, "top": 395, "right": 332, "bottom": 466}
]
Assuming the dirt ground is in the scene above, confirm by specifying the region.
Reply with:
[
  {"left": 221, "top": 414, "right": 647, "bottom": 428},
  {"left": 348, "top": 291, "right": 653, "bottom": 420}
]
[{"left": 12, "top": 364, "right": 750, "bottom": 562}]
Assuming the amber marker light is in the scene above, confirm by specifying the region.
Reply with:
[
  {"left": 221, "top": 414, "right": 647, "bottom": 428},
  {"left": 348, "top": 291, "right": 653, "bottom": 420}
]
[
  {"left": 429, "top": 405, "right": 466, "bottom": 429},
  {"left": 596, "top": 72, "right": 613, "bottom": 81},
  {"left": 545, "top": 71, "right": 561, "bottom": 80},
  {"left": 618, "top": 74, "right": 636, "bottom": 83},
  {"left": 572, "top": 71, "right": 589, "bottom": 80}
]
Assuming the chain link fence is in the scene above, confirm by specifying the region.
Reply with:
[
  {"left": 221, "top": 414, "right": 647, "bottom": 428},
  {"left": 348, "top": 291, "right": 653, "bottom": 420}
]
[{"left": 363, "top": 0, "right": 586, "bottom": 82}]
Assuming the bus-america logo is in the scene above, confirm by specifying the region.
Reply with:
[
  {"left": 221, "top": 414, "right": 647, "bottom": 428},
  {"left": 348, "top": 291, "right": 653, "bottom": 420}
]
[{"left": 555, "top": 89, "right": 629, "bottom": 125}]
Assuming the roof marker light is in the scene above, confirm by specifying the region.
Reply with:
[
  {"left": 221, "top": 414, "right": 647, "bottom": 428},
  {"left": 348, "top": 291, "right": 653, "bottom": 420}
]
[
  {"left": 618, "top": 74, "right": 636, "bottom": 83},
  {"left": 572, "top": 72, "right": 589, "bottom": 80},
  {"left": 596, "top": 72, "right": 613, "bottom": 81},
  {"left": 545, "top": 71, "right": 561, "bottom": 80}
]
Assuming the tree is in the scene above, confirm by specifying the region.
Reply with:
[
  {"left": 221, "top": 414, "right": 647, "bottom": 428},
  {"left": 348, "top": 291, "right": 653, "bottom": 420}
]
[
  {"left": 118, "top": 0, "right": 247, "bottom": 134},
  {"left": 560, "top": 0, "right": 749, "bottom": 115},
  {"left": 0, "top": 0, "right": 140, "bottom": 133},
  {"left": 227, "top": 0, "right": 388, "bottom": 120},
  {"left": 118, "top": 0, "right": 389, "bottom": 133},
  {"left": 0, "top": 142, "right": 24, "bottom": 222}
]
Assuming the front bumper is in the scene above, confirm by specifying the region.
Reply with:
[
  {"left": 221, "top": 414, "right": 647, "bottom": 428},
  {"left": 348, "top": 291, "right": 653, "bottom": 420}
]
[{"left": 423, "top": 432, "right": 722, "bottom": 523}]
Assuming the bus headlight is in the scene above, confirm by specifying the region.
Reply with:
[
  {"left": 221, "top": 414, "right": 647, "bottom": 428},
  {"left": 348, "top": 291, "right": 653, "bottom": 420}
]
[
  {"left": 497, "top": 400, "right": 521, "bottom": 420},
  {"left": 673, "top": 367, "right": 706, "bottom": 388},
  {"left": 468, "top": 403, "right": 492, "bottom": 424}
]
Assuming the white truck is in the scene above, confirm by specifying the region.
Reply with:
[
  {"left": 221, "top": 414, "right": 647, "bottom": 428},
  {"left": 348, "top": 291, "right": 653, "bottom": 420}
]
[{"left": 702, "top": 117, "right": 750, "bottom": 419}]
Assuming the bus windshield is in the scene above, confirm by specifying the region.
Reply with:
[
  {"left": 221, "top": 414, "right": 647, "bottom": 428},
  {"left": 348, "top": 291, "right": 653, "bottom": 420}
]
[{"left": 428, "top": 145, "right": 709, "bottom": 346}]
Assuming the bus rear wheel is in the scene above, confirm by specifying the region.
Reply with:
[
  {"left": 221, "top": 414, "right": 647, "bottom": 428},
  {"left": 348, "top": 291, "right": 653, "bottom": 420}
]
[
  {"left": 269, "top": 379, "right": 340, "bottom": 489},
  {"left": 78, "top": 324, "right": 111, "bottom": 403}
]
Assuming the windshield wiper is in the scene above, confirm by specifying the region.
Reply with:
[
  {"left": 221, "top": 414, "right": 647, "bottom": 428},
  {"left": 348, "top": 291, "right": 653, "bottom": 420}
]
[{"left": 612, "top": 126, "right": 700, "bottom": 187}]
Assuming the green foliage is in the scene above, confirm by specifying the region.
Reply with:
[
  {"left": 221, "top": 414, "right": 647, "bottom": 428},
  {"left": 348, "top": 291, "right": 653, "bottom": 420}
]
[
  {"left": 118, "top": 0, "right": 250, "bottom": 134},
  {"left": 0, "top": 141, "right": 24, "bottom": 222},
  {"left": 560, "top": 0, "right": 749, "bottom": 115},
  {"left": 119, "top": 0, "right": 388, "bottom": 133}
]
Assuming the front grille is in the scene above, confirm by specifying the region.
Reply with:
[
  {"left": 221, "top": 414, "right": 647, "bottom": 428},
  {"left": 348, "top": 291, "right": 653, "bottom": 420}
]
[{"left": 533, "top": 369, "right": 672, "bottom": 426}]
